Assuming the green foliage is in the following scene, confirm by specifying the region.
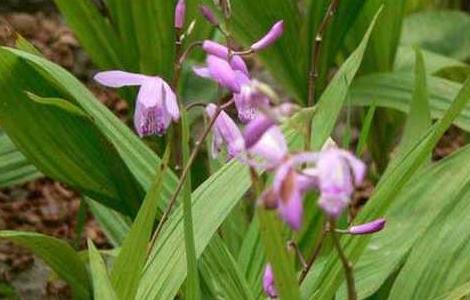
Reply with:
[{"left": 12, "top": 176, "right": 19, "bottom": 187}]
[
  {"left": 88, "top": 240, "right": 118, "bottom": 300},
  {"left": 0, "top": 130, "right": 41, "bottom": 188},
  {"left": 0, "top": 231, "right": 90, "bottom": 300}
]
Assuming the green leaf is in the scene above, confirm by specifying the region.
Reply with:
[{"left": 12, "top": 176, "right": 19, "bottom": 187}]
[
  {"left": 350, "top": 0, "right": 406, "bottom": 73},
  {"left": 0, "top": 74, "right": 143, "bottom": 215},
  {"left": 52, "top": 0, "right": 123, "bottom": 69},
  {"left": 0, "top": 231, "right": 90, "bottom": 300},
  {"left": 301, "top": 72, "right": 470, "bottom": 300},
  {"left": 398, "top": 47, "right": 432, "bottom": 155},
  {"left": 0, "top": 47, "right": 179, "bottom": 213},
  {"left": 340, "top": 145, "right": 470, "bottom": 299},
  {"left": 356, "top": 105, "right": 376, "bottom": 156},
  {"left": 388, "top": 175, "right": 470, "bottom": 299},
  {"left": 432, "top": 280, "right": 470, "bottom": 300},
  {"left": 110, "top": 149, "right": 169, "bottom": 300},
  {"left": 310, "top": 7, "right": 381, "bottom": 150},
  {"left": 394, "top": 46, "right": 466, "bottom": 74},
  {"left": 199, "top": 235, "right": 255, "bottom": 300},
  {"left": 86, "top": 198, "right": 130, "bottom": 247},
  {"left": 180, "top": 110, "right": 201, "bottom": 300},
  {"left": 0, "top": 130, "right": 42, "bottom": 188},
  {"left": 88, "top": 240, "right": 118, "bottom": 300},
  {"left": 257, "top": 209, "right": 300, "bottom": 300},
  {"left": 130, "top": 0, "right": 175, "bottom": 78},
  {"left": 349, "top": 73, "right": 470, "bottom": 132},
  {"left": 401, "top": 10, "right": 470, "bottom": 61}
]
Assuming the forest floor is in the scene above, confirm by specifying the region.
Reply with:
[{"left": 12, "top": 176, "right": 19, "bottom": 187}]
[{"left": 0, "top": 1, "right": 467, "bottom": 299}]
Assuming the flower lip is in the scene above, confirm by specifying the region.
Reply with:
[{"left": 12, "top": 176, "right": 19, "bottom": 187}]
[
  {"left": 349, "top": 218, "right": 386, "bottom": 235},
  {"left": 251, "top": 20, "right": 284, "bottom": 51}
]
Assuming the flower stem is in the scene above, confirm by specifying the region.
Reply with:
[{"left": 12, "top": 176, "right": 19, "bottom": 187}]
[
  {"left": 299, "top": 224, "right": 328, "bottom": 283},
  {"left": 330, "top": 219, "right": 357, "bottom": 300},
  {"left": 305, "top": 0, "right": 341, "bottom": 150}
]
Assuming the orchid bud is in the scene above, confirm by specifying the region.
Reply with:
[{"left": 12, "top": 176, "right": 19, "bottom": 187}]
[
  {"left": 251, "top": 20, "right": 284, "bottom": 51},
  {"left": 174, "top": 0, "right": 186, "bottom": 30},
  {"left": 349, "top": 219, "right": 386, "bottom": 235},
  {"left": 263, "top": 264, "right": 278, "bottom": 299},
  {"left": 199, "top": 5, "right": 219, "bottom": 26}
]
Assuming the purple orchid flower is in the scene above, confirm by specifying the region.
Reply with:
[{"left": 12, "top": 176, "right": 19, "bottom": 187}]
[
  {"left": 206, "top": 103, "right": 245, "bottom": 159},
  {"left": 251, "top": 20, "right": 284, "bottom": 51},
  {"left": 263, "top": 264, "right": 278, "bottom": 299},
  {"left": 234, "top": 79, "right": 271, "bottom": 123},
  {"left": 313, "top": 148, "right": 366, "bottom": 218},
  {"left": 174, "top": 0, "right": 186, "bottom": 29},
  {"left": 94, "top": 70, "right": 179, "bottom": 137},
  {"left": 349, "top": 218, "right": 386, "bottom": 235},
  {"left": 194, "top": 55, "right": 242, "bottom": 93},
  {"left": 202, "top": 40, "right": 249, "bottom": 75}
]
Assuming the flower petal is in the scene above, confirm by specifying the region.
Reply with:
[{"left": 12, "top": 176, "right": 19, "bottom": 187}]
[
  {"left": 278, "top": 186, "right": 303, "bottom": 230},
  {"left": 340, "top": 150, "right": 367, "bottom": 185},
  {"left": 263, "top": 264, "right": 278, "bottom": 299},
  {"left": 94, "top": 70, "right": 149, "bottom": 88},
  {"left": 249, "top": 126, "right": 288, "bottom": 168},
  {"left": 162, "top": 81, "right": 180, "bottom": 121},
  {"left": 192, "top": 66, "right": 212, "bottom": 78},
  {"left": 207, "top": 55, "right": 241, "bottom": 93},
  {"left": 202, "top": 40, "right": 249, "bottom": 75}
]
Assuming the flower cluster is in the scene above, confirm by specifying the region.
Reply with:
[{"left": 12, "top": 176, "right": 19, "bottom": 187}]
[{"left": 92, "top": 3, "right": 385, "bottom": 298}]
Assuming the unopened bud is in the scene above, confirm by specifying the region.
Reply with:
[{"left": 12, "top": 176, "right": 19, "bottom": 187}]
[
  {"left": 199, "top": 5, "right": 219, "bottom": 26},
  {"left": 174, "top": 0, "right": 186, "bottom": 29},
  {"left": 251, "top": 20, "right": 284, "bottom": 51},
  {"left": 349, "top": 219, "right": 386, "bottom": 235}
]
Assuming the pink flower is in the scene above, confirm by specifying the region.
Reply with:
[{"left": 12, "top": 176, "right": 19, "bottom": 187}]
[
  {"left": 94, "top": 70, "right": 179, "bottom": 137},
  {"left": 251, "top": 20, "right": 284, "bottom": 51},
  {"left": 206, "top": 103, "right": 244, "bottom": 159},
  {"left": 312, "top": 148, "right": 366, "bottom": 218},
  {"left": 174, "top": 0, "right": 186, "bottom": 29},
  {"left": 263, "top": 264, "right": 278, "bottom": 298}
]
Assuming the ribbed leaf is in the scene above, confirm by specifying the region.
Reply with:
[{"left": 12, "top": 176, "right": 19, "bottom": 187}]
[
  {"left": 340, "top": 145, "right": 470, "bottom": 299},
  {"left": 0, "top": 130, "right": 42, "bottom": 188},
  {"left": 399, "top": 48, "right": 432, "bottom": 154},
  {"left": 0, "top": 69, "right": 144, "bottom": 216},
  {"left": 394, "top": 46, "right": 466, "bottom": 74},
  {"left": 88, "top": 240, "right": 118, "bottom": 300},
  {"left": 401, "top": 10, "right": 470, "bottom": 61},
  {"left": 301, "top": 74, "right": 470, "bottom": 300},
  {"left": 110, "top": 150, "right": 169, "bottom": 300},
  {"left": 52, "top": 0, "right": 123, "bottom": 69},
  {"left": 349, "top": 73, "right": 470, "bottom": 132},
  {"left": 388, "top": 175, "right": 470, "bottom": 299},
  {"left": 0, "top": 231, "right": 90, "bottom": 300},
  {"left": 200, "top": 235, "right": 255, "bottom": 300}
]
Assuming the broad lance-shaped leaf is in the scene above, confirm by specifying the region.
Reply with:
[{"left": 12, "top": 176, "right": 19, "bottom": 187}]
[
  {"left": 0, "top": 130, "right": 42, "bottom": 188},
  {"left": 310, "top": 7, "right": 381, "bottom": 150},
  {"left": 398, "top": 47, "right": 432, "bottom": 155},
  {"left": 388, "top": 171, "right": 470, "bottom": 299},
  {"left": 0, "top": 47, "right": 178, "bottom": 213},
  {"left": 401, "top": 10, "right": 470, "bottom": 61},
  {"left": 349, "top": 72, "right": 470, "bottom": 132},
  {"left": 88, "top": 240, "right": 118, "bottom": 300},
  {"left": 52, "top": 0, "right": 123, "bottom": 69},
  {"left": 301, "top": 70, "right": 470, "bottom": 300},
  {"left": 200, "top": 235, "right": 255, "bottom": 300},
  {"left": 0, "top": 65, "right": 144, "bottom": 216},
  {"left": 339, "top": 144, "right": 470, "bottom": 299},
  {"left": 0, "top": 231, "right": 90, "bottom": 299},
  {"left": 110, "top": 149, "right": 169, "bottom": 300}
]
